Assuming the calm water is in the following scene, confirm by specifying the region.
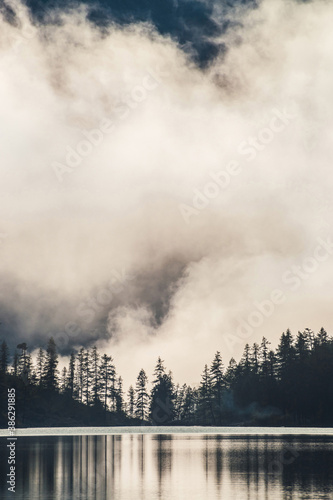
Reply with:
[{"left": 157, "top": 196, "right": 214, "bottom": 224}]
[{"left": 1, "top": 428, "right": 333, "bottom": 500}]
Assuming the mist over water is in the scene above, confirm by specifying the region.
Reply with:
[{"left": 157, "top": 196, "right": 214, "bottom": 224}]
[{"left": 1, "top": 0, "right": 333, "bottom": 386}]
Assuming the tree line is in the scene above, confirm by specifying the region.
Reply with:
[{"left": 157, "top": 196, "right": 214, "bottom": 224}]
[{"left": 1, "top": 327, "right": 333, "bottom": 427}]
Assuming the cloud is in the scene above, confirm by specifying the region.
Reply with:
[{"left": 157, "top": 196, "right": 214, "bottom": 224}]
[
  {"left": 1, "top": 0, "right": 333, "bottom": 387},
  {"left": 21, "top": 0, "right": 253, "bottom": 65}
]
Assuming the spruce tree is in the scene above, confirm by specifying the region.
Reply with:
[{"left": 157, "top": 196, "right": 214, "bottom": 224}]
[
  {"left": 76, "top": 348, "right": 85, "bottom": 402},
  {"left": 90, "top": 346, "right": 100, "bottom": 405},
  {"left": 150, "top": 371, "right": 175, "bottom": 425},
  {"left": 67, "top": 352, "right": 76, "bottom": 398},
  {"left": 83, "top": 349, "right": 92, "bottom": 405},
  {"left": 210, "top": 352, "right": 224, "bottom": 423},
  {"left": 116, "top": 376, "right": 124, "bottom": 414},
  {"left": 0, "top": 340, "right": 9, "bottom": 375},
  {"left": 99, "top": 354, "right": 116, "bottom": 411},
  {"left": 135, "top": 369, "right": 149, "bottom": 421},
  {"left": 153, "top": 356, "right": 165, "bottom": 383},
  {"left": 127, "top": 385, "right": 135, "bottom": 418},
  {"left": 259, "top": 337, "right": 271, "bottom": 379},
  {"left": 43, "top": 337, "right": 59, "bottom": 390},
  {"left": 36, "top": 347, "right": 45, "bottom": 386},
  {"left": 198, "top": 364, "right": 214, "bottom": 425},
  {"left": 12, "top": 350, "right": 19, "bottom": 377},
  {"left": 61, "top": 367, "right": 68, "bottom": 393}
]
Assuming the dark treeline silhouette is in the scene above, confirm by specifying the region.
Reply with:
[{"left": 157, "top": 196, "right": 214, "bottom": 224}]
[{"left": 1, "top": 327, "right": 333, "bottom": 427}]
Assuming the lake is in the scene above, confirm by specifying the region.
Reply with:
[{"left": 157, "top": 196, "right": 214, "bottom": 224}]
[{"left": 1, "top": 427, "right": 333, "bottom": 500}]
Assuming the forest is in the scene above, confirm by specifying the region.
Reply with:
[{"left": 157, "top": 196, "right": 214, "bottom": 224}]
[{"left": 0, "top": 327, "right": 333, "bottom": 427}]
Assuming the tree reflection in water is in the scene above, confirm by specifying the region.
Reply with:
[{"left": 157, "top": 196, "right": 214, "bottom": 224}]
[{"left": 1, "top": 434, "right": 333, "bottom": 500}]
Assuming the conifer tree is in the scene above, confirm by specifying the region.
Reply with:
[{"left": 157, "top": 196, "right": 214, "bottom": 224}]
[
  {"left": 259, "top": 337, "right": 271, "bottom": 379},
  {"left": 210, "top": 351, "right": 224, "bottom": 423},
  {"left": 99, "top": 354, "right": 116, "bottom": 411},
  {"left": 61, "top": 367, "right": 68, "bottom": 393},
  {"left": 153, "top": 356, "right": 165, "bottom": 383},
  {"left": 116, "top": 376, "right": 124, "bottom": 414},
  {"left": 12, "top": 350, "right": 19, "bottom": 377},
  {"left": 76, "top": 348, "right": 85, "bottom": 402},
  {"left": 224, "top": 358, "right": 237, "bottom": 389},
  {"left": 67, "top": 351, "right": 76, "bottom": 398},
  {"left": 83, "top": 349, "right": 92, "bottom": 405},
  {"left": 127, "top": 385, "right": 135, "bottom": 418},
  {"left": 135, "top": 369, "right": 149, "bottom": 421},
  {"left": 0, "top": 340, "right": 9, "bottom": 375},
  {"left": 36, "top": 347, "right": 45, "bottom": 386},
  {"left": 43, "top": 337, "right": 59, "bottom": 390},
  {"left": 198, "top": 364, "right": 214, "bottom": 425}
]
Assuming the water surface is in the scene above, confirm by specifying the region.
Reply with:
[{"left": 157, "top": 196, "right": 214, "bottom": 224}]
[{"left": 1, "top": 428, "right": 333, "bottom": 500}]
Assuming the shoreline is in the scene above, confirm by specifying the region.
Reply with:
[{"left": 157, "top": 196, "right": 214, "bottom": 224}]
[{"left": 1, "top": 426, "right": 333, "bottom": 437}]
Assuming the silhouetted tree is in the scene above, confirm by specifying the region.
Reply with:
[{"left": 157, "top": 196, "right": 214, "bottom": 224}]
[
  {"left": 83, "top": 349, "right": 92, "bottom": 405},
  {"left": 1, "top": 326, "right": 333, "bottom": 428},
  {"left": 179, "top": 385, "right": 197, "bottom": 424},
  {"left": 259, "top": 337, "right": 271, "bottom": 379},
  {"left": 61, "top": 367, "right": 68, "bottom": 393},
  {"left": 135, "top": 369, "right": 149, "bottom": 421},
  {"left": 43, "top": 337, "right": 58, "bottom": 390},
  {"left": 150, "top": 370, "right": 175, "bottom": 425},
  {"left": 127, "top": 385, "right": 135, "bottom": 418},
  {"left": 36, "top": 347, "right": 45, "bottom": 386},
  {"left": 75, "top": 348, "right": 85, "bottom": 402},
  {"left": 198, "top": 364, "right": 214, "bottom": 425},
  {"left": 99, "top": 354, "right": 116, "bottom": 411},
  {"left": 0, "top": 340, "right": 9, "bottom": 375},
  {"left": 116, "top": 376, "right": 124, "bottom": 414},
  {"left": 153, "top": 357, "right": 165, "bottom": 382},
  {"left": 210, "top": 351, "right": 224, "bottom": 424},
  {"left": 90, "top": 346, "right": 100, "bottom": 405},
  {"left": 12, "top": 350, "right": 19, "bottom": 377},
  {"left": 67, "top": 351, "right": 76, "bottom": 398},
  {"left": 224, "top": 358, "right": 237, "bottom": 389}
]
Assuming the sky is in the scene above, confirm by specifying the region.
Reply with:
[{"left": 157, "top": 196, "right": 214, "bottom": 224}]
[{"left": 1, "top": 0, "right": 333, "bottom": 388}]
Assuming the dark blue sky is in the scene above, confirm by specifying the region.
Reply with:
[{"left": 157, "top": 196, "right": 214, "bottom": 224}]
[{"left": 4, "top": 0, "right": 256, "bottom": 65}]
